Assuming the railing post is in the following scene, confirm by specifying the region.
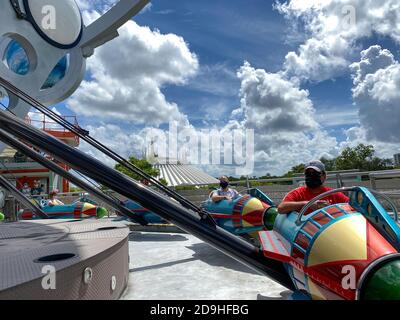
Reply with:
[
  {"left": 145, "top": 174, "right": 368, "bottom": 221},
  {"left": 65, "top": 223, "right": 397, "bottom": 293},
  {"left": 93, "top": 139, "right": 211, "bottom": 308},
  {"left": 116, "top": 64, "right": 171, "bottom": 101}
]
[{"left": 370, "top": 174, "right": 377, "bottom": 190}]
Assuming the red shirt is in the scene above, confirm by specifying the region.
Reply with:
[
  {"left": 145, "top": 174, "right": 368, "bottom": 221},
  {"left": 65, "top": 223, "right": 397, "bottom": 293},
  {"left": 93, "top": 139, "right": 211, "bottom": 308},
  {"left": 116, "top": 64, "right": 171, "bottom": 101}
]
[{"left": 283, "top": 186, "right": 349, "bottom": 214}]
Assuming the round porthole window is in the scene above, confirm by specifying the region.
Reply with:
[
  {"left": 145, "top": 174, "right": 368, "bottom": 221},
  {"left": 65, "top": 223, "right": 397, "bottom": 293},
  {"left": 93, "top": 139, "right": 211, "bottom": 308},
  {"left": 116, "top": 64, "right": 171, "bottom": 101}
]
[
  {"left": 3, "top": 39, "right": 30, "bottom": 75},
  {"left": 23, "top": 0, "right": 83, "bottom": 49},
  {"left": 41, "top": 54, "right": 69, "bottom": 89}
]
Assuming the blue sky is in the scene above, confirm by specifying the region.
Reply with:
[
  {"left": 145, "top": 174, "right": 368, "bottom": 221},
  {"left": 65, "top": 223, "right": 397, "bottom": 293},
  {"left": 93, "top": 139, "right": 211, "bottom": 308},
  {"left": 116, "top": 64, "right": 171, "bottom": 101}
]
[
  {"left": 72, "top": 0, "right": 296, "bottom": 129},
  {"left": 39, "top": 1, "right": 400, "bottom": 176},
  {"left": 145, "top": 0, "right": 293, "bottom": 128},
  {"left": 95, "top": 0, "right": 396, "bottom": 131}
]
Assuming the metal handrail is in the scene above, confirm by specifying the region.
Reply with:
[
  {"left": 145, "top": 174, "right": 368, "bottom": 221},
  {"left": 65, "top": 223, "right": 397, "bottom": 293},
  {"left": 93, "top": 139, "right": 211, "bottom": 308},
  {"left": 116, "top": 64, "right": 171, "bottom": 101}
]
[
  {"left": 295, "top": 187, "right": 399, "bottom": 225},
  {"left": 230, "top": 170, "right": 400, "bottom": 186},
  {"left": 296, "top": 187, "right": 355, "bottom": 225},
  {"left": 370, "top": 189, "right": 399, "bottom": 222}
]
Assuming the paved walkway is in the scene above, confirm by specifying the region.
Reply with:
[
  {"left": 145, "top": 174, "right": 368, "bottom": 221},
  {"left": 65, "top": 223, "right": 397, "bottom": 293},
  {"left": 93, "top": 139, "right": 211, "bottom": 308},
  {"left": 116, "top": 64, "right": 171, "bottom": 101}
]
[{"left": 122, "top": 231, "right": 290, "bottom": 300}]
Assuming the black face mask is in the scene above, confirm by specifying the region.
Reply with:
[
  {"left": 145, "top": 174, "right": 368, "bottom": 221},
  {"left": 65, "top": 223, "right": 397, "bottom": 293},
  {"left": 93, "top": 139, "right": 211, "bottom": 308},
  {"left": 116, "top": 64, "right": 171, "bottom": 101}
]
[
  {"left": 220, "top": 181, "right": 229, "bottom": 189},
  {"left": 305, "top": 173, "right": 323, "bottom": 189}
]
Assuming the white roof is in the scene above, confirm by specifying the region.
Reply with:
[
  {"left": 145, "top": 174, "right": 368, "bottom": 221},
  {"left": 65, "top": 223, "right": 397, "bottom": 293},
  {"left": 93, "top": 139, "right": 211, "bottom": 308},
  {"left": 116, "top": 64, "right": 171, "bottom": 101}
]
[{"left": 154, "top": 163, "right": 219, "bottom": 187}]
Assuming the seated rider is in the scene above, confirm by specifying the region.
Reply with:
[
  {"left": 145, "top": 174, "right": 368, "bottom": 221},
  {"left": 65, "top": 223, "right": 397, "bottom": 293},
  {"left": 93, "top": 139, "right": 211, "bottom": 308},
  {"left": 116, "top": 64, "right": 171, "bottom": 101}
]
[
  {"left": 31, "top": 180, "right": 43, "bottom": 200},
  {"left": 48, "top": 189, "right": 64, "bottom": 206},
  {"left": 21, "top": 182, "right": 31, "bottom": 197},
  {"left": 278, "top": 160, "right": 349, "bottom": 215},
  {"left": 211, "top": 176, "right": 240, "bottom": 202}
]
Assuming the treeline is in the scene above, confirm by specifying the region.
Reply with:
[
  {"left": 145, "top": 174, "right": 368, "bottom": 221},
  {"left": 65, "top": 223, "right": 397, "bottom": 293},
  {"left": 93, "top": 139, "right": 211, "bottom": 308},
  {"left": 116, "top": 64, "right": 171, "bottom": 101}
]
[
  {"left": 226, "top": 144, "right": 396, "bottom": 181},
  {"left": 283, "top": 144, "right": 396, "bottom": 178}
]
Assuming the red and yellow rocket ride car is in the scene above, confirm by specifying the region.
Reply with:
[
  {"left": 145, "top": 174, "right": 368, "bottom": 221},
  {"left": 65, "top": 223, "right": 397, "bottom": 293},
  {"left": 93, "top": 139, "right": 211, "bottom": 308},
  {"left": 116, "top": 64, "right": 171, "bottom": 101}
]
[
  {"left": 258, "top": 186, "right": 400, "bottom": 300},
  {"left": 203, "top": 186, "right": 400, "bottom": 299}
]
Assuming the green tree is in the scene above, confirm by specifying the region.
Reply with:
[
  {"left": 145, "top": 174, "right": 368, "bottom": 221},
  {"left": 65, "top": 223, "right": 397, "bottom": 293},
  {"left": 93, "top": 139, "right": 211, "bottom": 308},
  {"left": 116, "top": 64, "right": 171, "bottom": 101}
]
[
  {"left": 284, "top": 164, "right": 306, "bottom": 177},
  {"left": 320, "top": 157, "right": 336, "bottom": 171},
  {"left": 281, "top": 144, "right": 393, "bottom": 179},
  {"left": 227, "top": 176, "right": 241, "bottom": 182},
  {"left": 114, "top": 156, "right": 167, "bottom": 185},
  {"left": 259, "top": 173, "right": 278, "bottom": 179},
  {"left": 335, "top": 144, "right": 393, "bottom": 171},
  {"left": 69, "top": 186, "right": 84, "bottom": 193}
]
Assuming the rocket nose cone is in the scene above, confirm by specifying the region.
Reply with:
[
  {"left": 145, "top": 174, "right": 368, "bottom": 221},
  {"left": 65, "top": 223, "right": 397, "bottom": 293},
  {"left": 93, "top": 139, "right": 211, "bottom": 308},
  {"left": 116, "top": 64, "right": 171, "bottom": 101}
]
[
  {"left": 360, "top": 258, "right": 400, "bottom": 300},
  {"left": 96, "top": 207, "right": 108, "bottom": 219}
]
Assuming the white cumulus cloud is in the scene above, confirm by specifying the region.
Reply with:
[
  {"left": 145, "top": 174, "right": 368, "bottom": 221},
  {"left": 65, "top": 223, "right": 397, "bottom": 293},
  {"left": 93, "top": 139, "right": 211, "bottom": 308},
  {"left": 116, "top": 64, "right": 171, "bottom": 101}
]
[
  {"left": 276, "top": 0, "right": 400, "bottom": 82},
  {"left": 234, "top": 62, "right": 339, "bottom": 175},
  {"left": 238, "top": 62, "right": 318, "bottom": 133},
  {"left": 350, "top": 45, "right": 400, "bottom": 143},
  {"left": 68, "top": 19, "right": 198, "bottom": 126}
]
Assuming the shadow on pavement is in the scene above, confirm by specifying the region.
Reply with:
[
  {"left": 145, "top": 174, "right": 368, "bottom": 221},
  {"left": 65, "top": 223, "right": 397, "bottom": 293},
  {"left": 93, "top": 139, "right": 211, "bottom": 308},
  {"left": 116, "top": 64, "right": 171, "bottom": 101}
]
[
  {"left": 129, "top": 257, "right": 197, "bottom": 273},
  {"left": 129, "top": 232, "right": 188, "bottom": 242},
  {"left": 185, "top": 242, "right": 259, "bottom": 275}
]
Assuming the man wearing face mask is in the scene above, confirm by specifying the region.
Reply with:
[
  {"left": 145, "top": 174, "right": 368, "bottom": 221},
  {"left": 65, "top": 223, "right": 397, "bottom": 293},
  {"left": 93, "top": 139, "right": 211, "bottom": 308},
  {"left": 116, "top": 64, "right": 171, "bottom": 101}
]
[
  {"left": 278, "top": 160, "right": 349, "bottom": 215},
  {"left": 211, "top": 176, "right": 240, "bottom": 202}
]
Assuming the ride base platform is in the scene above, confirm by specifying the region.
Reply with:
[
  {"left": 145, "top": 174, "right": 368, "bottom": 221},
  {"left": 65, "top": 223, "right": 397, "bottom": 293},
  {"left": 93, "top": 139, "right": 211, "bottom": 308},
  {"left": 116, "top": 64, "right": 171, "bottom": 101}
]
[{"left": 0, "top": 219, "right": 129, "bottom": 299}]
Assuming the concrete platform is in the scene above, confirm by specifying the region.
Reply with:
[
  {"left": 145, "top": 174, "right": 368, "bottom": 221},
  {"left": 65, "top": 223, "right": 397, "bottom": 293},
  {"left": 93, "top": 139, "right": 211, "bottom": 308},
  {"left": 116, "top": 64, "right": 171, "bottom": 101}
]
[{"left": 123, "top": 231, "right": 291, "bottom": 300}]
